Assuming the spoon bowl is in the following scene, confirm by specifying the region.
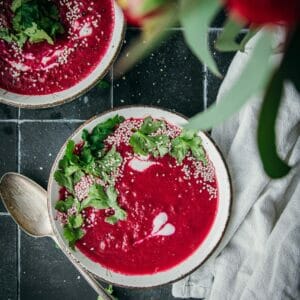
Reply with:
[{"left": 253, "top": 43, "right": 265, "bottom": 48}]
[
  {"left": 0, "top": 172, "right": 52, "bottom": 237},
  {"left": 0, "top": 172, "right": 113, "bottom": 300}
]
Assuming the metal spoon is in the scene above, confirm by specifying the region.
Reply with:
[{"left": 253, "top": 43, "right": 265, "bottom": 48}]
[{"left": 0, "top": 172, "right": 112, "bottom": 300}]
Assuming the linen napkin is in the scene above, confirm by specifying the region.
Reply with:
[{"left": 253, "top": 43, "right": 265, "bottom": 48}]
[{"left": 172, "top": 30, "right": 300, "bottom": 300}]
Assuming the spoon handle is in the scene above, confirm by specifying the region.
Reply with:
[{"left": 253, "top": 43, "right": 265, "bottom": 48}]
[
  {"left": 52, "top": 237, "right": 113, "bottom": 300},
  {"left": 70, "top": 258, "right": 113, "bottom": 300}
]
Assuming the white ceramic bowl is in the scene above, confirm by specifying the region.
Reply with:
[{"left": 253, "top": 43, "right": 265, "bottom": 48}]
[
  {"left": 48, "top": 106, "right": 232, "bottom": 287},
  {"left": 0, "top": 2, "right": 125, "bottom": 109}
]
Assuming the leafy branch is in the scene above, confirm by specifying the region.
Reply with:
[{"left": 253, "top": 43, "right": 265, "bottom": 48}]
[{"left": 116, "top": 0, "right": 299, "bottom": 178}]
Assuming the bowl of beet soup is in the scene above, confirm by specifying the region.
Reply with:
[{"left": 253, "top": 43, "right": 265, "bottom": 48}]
[
  {"left": 0, "top": 0, "right": 125, "bottom": 108},
  {"left": 47, "top": 106, "right": 232, "bottom": 287}
]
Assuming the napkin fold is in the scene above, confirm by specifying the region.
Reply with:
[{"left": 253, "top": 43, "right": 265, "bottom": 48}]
[{"left": 172, "top": 30, "right": 300, "bottom": 300}]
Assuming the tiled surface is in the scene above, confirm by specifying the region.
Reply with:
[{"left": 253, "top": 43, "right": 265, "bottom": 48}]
[
  {"left": 0, "top": 216, "right": 18, "bottom": 300},
  {"left": 0, "top": 24, "right": 234, "bottom": 300},
  {"left": 20, "top": 74, "right": 112, "bottom": 120},
  {"left": 20, "top": 234, "right": 97, "bottom": 300},
  {"left": 0, "top": 122, "right": 18, "bottom": 212},
  {"left": 207, "top": 32, "right": 245, "bottom": 107},
  {"left": 20, "top": 122, "right": 82, "bottom": 187},
  {"left": 0, "top": 104, "right": 18, "bottom": 119},
  {"left": 114, "top": 30, "right": 204, "bottom": 117},
  {"left": 207, "top": 31, "right": 235, "bottom": 107}
]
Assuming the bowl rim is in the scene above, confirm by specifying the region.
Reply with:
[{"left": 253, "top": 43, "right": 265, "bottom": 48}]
[
  {"left": 47, "top": 105, "right": 232, "bottom": 288},
  {"left": 0, "top": 2, "right": 126, "bottom": 109}
]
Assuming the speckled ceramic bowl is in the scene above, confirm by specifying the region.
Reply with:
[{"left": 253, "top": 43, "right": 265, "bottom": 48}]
[
  {"left": 47, "top": 106, "right": 232, "bottom": 288},
  {"left": 0, "top": 2, "right": 125, "bottom": 109}
]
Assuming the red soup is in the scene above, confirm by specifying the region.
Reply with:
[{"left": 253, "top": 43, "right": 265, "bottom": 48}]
[
  {"left": 56, "top": 118, "right": 219, "bottom": 275},
  {"left": 0, "top": 0, "right": 114, "bottom": 95}
]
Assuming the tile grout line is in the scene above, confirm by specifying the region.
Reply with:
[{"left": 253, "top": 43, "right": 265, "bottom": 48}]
[
  {"left": 0, "top": 212, "right": 9, "bottom": 216},
  {"left": 17, "top": 108, "right": 21, "bottom": 300},
  {"left": 203, "top": 65, "right": 208, "bottom": 110},
  {"left": 0, "top": 119, "right": 86, "bottom": 123}
]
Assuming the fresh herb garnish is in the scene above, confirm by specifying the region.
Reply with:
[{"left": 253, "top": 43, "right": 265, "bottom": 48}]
[
  {"left": 129, "top": 116, "right": 170, "bottom": 157},
  {"left": 0, "top": 0, "right": 64, "bottom": 48},
  {"left": 105, "top": 186, "right": 127, "bottom": 225},
  {"left": 171, "top": 129, "right": 207, "bottom": 164},
  {"left": 81, "top": 184, "right": 127, "bottom": 224},
  {"left": 54, "top": 115, "right": 126, "bottom": 250},
  {"left": 129, "top": 117, "right": 207, "bottom": 164},
  {"left": 55, "top": 196, "right": 75, "bottom": 213},
  {"left": 97, "top": 80, "right": 110, "bottom": 89},
  {"left": 55, "top": 115, "right": 207, "bottom": 251},
  {"left": 54, "top": 140, "right": 79, "bottom": 193},
  {"left": 54, "top": 115, "right": 124, "bottom": 190},
  {"left": 80, "top": 184, "right": 110, "bottom": 210},
  {"left": 63, "top": 221, "right": 84, "bottom": 250},
  {"left": 82, "top": 115, "right": 125, "bottom": 157},
  {"left": 96, "top": 146, "right": 123, "bottom": 183},
  {"left": 97, "top": 285, "right": 118, "bottom": 300}
]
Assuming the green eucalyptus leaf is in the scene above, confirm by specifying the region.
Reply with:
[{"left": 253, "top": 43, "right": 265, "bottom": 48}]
[
  {"left": 239, "top": 27, "right": 259, "bottom": 52},
  {"left": 187, "top": 30, "right": 274, "bottom": 131},
  {"left": 215, "top": 17, "right": 244, "bottom": 52},
  {"left": 114, "top": 3, "right": 178, "bottom": 77},
  {"left": 179, "top": 0, "right": 221, "bottom": 77},
  {"left": 257, "top": 69, "right": 291, "bottom": 178},
  {"left": 142, "top": 0, "right": 166, "bottom": 14}
]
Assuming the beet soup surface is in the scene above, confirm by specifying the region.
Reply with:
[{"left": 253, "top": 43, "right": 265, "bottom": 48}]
[
  {"left": 0, "top": 0, "right": 114, "bottom": 95},
  {"left": 56, "top": 118, "right": 219, "bottom": 275}
]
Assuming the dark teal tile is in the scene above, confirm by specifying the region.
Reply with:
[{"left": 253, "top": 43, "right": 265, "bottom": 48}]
[
  {"left": 20, "top": 74, "right": 112, "bottom": 120},
  {"left": 20, "top": 122, "right": 82, "bottom": 188},
  {"left": 113, "top": 29, "right": 204, "bottom": 118},
  {"left": 0, "top": 123, "right": 18, "bottom": 212},
  {"left": 206, "top": 31, "right": 240, "bottom": 107},
  {"left": 0, "top": 104, "right": 18, "bottom": 120},
  {"left": 211, "top": 9, "right": 227, "bottom": 28},
  {"left": 0, "top": 216, "right": 18, "bottom": 300},
  {"left": 20, "top": 234, "right": 97, "bottom": 300}
]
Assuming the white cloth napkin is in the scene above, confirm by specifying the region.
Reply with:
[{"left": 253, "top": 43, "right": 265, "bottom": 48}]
[{"left": 172, "top": 31, "right": 300, "bottom": 300}]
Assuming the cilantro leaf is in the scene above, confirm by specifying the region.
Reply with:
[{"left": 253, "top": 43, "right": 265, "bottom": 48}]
[
  {"left": 171, "top": 137, "right": 189, "bottom": 163},
  {"left": 64, "top": 165, "right": 81, "bottom": 176},
  {"left": 0, "top": 28, "right": 14, "bottom": 43},
  {"left": 63, "top": 212, "right": 85, "bottom": 250},
  {"left": 0, "top": 0, "right": 64, "bottom": 47},
  {"left": 55, "top": 196, "right": 74, "bottom": 213},
  {"left": 63, "top": 226, "right": 84, "bottom": 250},
  {"left": 96, "top": 146, "right": 122, "bottom": 183},
  {"left": 73, "top": 170, "right": 85, "bottom": 184},
  {"left": 151, "top": 135, "right": 170, "bottom": 157},
  {"left": 139, "top": 116, "right": 164, "bottom": 135},
  {"left": 65, "top": 140, "right": 76, "bottom": 159},
  {"left": 105, "top": 186, "right": 127, "bottom": 224},
  {"left": 80, "top": 184, "right": 126, "bottom": 225},
  {"left": 129, "top": 117, "right": 170, "bottom": 158},
  {"left": 80, "top": 184, "right": 109, "bottom": 210},
  {"left": 54, "top": 170, "right": 74, "bottom": 193},
  {"left": 171, "top": 129, "right": 207, "bottom": 164},
  {"left": 55, "top": 140, "right": 84, "bottom": 191},
  {"left": 98, "top": 285, "right": 118, "bottom": 300},
  {"left": 68, "top": 214, "right": 83, "bottom": 229},
  {"left": 129, "top": 131, "right": 154, "bottom": 156},
  {"left": 24, "top": 22, "right": 54, "bottom": 44},
  {"left": 97, "top": 80, "right": 110, "bottom": 89},
  {"left": 82, "top": 115, "right": 125, "bottom": 156}
]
